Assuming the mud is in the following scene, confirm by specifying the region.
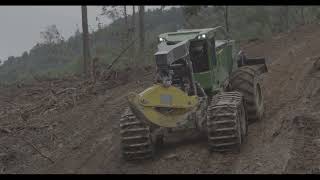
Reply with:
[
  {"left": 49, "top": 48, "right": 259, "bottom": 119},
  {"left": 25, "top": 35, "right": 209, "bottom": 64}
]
[{"left": 2, "top": 24, "right": 320, "bottom": 174}]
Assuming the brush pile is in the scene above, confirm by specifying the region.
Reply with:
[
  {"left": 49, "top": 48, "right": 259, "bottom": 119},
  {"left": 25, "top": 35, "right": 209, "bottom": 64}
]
[{"left": 0, "top": 68, "right": 134, "bottom": 121}]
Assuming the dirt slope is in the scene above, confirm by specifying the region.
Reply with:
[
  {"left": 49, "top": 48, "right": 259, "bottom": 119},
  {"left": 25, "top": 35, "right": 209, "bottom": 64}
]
[{"left": 2, "top": 23, "right": 320, "bottom": 174}]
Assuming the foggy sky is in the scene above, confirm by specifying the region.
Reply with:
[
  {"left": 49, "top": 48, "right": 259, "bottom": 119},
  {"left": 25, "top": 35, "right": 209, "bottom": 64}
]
[{"left": 0, "top": 6, "right": 161, "bottom": 62}]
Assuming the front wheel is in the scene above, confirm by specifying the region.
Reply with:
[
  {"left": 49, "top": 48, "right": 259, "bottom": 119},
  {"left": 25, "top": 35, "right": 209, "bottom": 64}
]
[{"left": 229, "top": 66, "right": 265, "bottom": 123}]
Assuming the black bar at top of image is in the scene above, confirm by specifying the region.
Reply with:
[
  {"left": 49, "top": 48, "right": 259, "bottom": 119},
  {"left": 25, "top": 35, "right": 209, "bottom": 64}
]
[{"left": 1, "top": 0, "right": 320, "bottom": 6}]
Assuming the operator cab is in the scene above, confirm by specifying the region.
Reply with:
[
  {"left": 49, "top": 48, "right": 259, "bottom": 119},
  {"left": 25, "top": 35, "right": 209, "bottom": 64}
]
[
  {"left": 188, "top": 27, "right": 230, "bottom": 74},
  {"left": 157, "top": 27, "right": 234, "bottom": 93}
]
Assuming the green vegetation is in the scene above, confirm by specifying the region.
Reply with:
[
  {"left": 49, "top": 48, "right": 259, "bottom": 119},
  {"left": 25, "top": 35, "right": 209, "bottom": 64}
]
[{"left": 1, "top": 6, "right": 320, "bottom": 84}]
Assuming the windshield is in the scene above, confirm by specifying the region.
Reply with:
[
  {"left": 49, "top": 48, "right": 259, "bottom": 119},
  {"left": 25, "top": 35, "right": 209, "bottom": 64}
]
[{"left": 190, "top": 40, "right": 209, "bottom": 73}]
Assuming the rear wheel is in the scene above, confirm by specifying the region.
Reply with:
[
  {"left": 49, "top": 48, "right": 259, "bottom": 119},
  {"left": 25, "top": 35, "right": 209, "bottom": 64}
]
[
  {"left": 229, "top": 66, "right": 264, "bottom": 123},
  {"left": 207, "top": 92, "right": 247, "bottom": 152},
  {"left": 120, "top": 108, "right": 155, "bottom": 161}
]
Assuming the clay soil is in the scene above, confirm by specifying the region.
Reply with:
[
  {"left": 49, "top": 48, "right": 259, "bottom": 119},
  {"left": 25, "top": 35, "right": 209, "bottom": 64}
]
[{"left": 1, "top": 24, "right": 320, "bottom": 174}]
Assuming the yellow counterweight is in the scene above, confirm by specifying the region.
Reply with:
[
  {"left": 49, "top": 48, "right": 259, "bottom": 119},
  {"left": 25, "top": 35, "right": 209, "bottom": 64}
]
[{"left": 127, "top": 84, "right": 199, "bottom": 128}]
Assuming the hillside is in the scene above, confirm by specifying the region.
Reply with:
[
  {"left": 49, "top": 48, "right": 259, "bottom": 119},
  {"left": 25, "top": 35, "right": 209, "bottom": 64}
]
[
  {"left": 1, "top": 6, "right": 320, "bottom": 84},
  {"left": 0, "top": 7, "right": 185, "bottom": 83},
  {"left": 1, "top": 23, "right": 320, "bottom": 173}
]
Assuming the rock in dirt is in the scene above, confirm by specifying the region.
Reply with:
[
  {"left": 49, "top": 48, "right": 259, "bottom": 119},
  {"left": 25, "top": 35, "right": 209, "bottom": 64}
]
[
  {"left": 0, "top": 153, "right": 7, "bottom": 158},
  {"left": 310, "top": 167, "right": 320, "bottom": 174},
  {"left": 313, "top": 139, "right": 320, "bottom": 147},
  {"left": 312, "top": 57, "right": 320, "bottom": 71},
  {"left": 302, "top": 98, "right": 310, "bottom": 104},
  {"left": 165, "top": 153, "right": 179, "bottom": 160},
  {"left": 0, "top": 128, "right": 11, "bottom": 134}
]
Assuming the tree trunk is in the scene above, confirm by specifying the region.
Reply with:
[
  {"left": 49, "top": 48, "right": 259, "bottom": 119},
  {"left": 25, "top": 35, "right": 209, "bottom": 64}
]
[
  {"left": 301, "top": 7, "right": 305, "bottom": 25},
  {"left": 285, "top": 6, "right": 289, "bottom": 32},
  {"left": 124, "top": 6, "right": 128, "bottom": 28},
  {"left": 138, "top": 6, "right": 145, "bottom": 62},
  {"left": 81, "top": 6, "right": 91, "bottom": 77},
  {"left": 160, "top": 6, "right": 165, "bottom": 12},
  {"left": 131, "top": 6, "right": 137, "bottom": 65},
  {"left": 224, "top": 6, "right": 229, "bottom": 32},
  {"left": 132, "top": 6, "right": 136, "bottom": 32}
]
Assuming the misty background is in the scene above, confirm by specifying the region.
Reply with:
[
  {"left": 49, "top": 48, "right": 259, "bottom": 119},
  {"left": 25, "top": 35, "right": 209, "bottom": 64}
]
[
  {"left": 0, "top": 6, "right": 160, "bottom": 61},
  {"left": 1, "top": 6, "right": 319, "bottom": 84}
]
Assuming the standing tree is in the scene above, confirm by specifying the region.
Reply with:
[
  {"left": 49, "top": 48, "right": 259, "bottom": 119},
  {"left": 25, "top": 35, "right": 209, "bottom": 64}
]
[
  {"left": 75, "top": 24, "right": 81, "bottom": 36},
  {"left": 101, "top": 6, "right": 121, "bottom": 20},
  {"left": 273, "top": 6, "right": 290, "bottom": 33},
  {"left": 81, "top": 6, "right": 91, "bottom": 77},
  {"left": 22, "top": 51, "right": 28, "bottom": 59},
  {"left": 224, "top": 6, "right": 229, "bottom": 32},
  {"left": 96, "top": 16, "right": 103, "bottom": 30},
  {"left": 160, "top": 6, "right": 165, "bottom": 12},
  {"left": 284, "top": 6, "right": 289, "bottom": 32},
  {"left": 138, "top": 6, "right": 145, "bottom": 62},
  {"left": 130, "top": 5, "right": 137, "bottom": 65},
  {"left": 124, "top": 6, "right": 128, "bottom": 28},
  {"left": 101, "top": 6, "right": 128, "bottom": 30},
  {"left": 40, "top": 24, "right": 64, "bottom": 44},
  {"left": 101, "top": 6, "right": 130, "bottom": 48},
  {"left": 132, "top": 6, "right": 136, "bottom": 31},
  {"left": 182, "top": 6, "right": 207, "bottom": 28},
  {"left": 300, "top": 6, "right": 305, "bottom": 25}
]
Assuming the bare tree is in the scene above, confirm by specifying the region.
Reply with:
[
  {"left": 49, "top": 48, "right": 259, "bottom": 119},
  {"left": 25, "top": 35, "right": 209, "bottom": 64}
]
[
  {"left": 182, "top": 6, "right": 205, "bottom": 28},
  {"left": 81, "top": 6, "right": 91, "bottom": 77},
  {"left": 101, "top": 6, "right": 121, "bottom": 20},
  {"left": 124, "top": 6, "right": 128, "bottom": 28},
  {"left": 300, "top": 6, "right": 305, "bottom": 25},
  {"left": 160, "top": 6, "right": 165, "bottom": 12},
  {"left": 277, "top": 6, "right": 290, "bottom": 33},
  {"left": 131, "top": 5, "right": 137, "bottom": 65},
  {"left": 285, "top": 6, "right": 289, "bottom": 31},
  {"left": 40, "top": 25, "right": 64, "bottom": 44},
  {"left": 101, "top": 6, "right": 128, "bottom": 29},
  {"left": 75, "top": 24, "right": 81, "bottom": 36},
  {"left": 96, "top": 16, "right": 103, "bottom": 30},
  {"left": 138, "top": 5, "right": 145, "bottom": 59},
  {"left": 224, "top": 6, "right": 229, "bottom": 32},
  {"left": 22, "top": 51, "right": 28, "bottom": 58},
  {"left": 132, "top": 6, "right": 136, "bottom": 31}
]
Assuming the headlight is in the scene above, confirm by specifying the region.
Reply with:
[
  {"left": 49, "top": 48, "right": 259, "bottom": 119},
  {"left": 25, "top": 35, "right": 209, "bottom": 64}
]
[
  {"left": 159, "top": 37, "right": 165, "bottom": 42},
  {"left": 197, "top": 34, "right": 206, "bottom": 40}
]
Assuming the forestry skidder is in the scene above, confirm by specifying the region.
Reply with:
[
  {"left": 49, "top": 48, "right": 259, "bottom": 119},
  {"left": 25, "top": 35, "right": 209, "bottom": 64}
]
[{"left": 119, "top": 26, "right": 268, "bottom": 160}]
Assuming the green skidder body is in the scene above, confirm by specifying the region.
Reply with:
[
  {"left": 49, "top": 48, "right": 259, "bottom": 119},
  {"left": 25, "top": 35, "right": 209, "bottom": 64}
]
[
  {"left": 158, "top": 27, "right": 238, "bottom": 96},
  {"left": 119, "top": 26, "right": 268, "bottom": 161}
]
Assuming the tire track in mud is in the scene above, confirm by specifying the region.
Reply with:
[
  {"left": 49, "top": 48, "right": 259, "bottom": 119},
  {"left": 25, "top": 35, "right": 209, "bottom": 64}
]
[
  {"left": 39, "top": 79, "right": 155, "bottom": 174},
  {"left": 49, "top": 23, "right": 320, "bottom": 174},
  {"left": 6, "top": 24, "right": 320, "bottom": 174},
  {"left": 200, "top": 152, "right": 239, "bottom": 174},
  {"left": 281, "top": 52, "right": 320, "bottom": 173},
  {"left": 36, "top": 82, "right": 141, "bottom": 173},
  {"left": 284, "top": 115, "right": 320, "bottom": 174}
]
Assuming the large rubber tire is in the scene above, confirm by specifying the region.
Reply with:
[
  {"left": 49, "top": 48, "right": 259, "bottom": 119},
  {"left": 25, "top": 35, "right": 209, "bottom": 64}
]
[
  {"left": 207, "top": 92, "right": 247, "bottom": 152},
  {"left": 229, "top": 66, "right": 264, "bottom": 123},
  {"left": 120, "top": 108, "right": 155, "bottom": 161}
]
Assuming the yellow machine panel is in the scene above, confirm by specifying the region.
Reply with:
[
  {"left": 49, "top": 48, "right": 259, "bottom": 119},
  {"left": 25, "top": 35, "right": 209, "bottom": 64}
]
[{"left": 127, "top": 84, "right": 199, "bottom": 128}]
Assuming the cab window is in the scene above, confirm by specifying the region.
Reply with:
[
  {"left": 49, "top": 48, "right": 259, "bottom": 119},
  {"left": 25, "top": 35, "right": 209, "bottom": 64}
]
[{"left": 190, "top": 40, "right": 209, "bottom": 73}]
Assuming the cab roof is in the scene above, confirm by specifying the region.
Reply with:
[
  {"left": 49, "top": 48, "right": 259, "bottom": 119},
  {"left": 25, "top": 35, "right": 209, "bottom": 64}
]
[{"left": 158, "top": 26, "right": 224, "bottom": 42}]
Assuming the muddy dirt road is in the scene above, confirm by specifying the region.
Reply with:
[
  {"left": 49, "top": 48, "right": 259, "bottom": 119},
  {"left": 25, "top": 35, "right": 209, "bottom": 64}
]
[{"left": 2, "top": 24, "right": 320, "bottom": 174}]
